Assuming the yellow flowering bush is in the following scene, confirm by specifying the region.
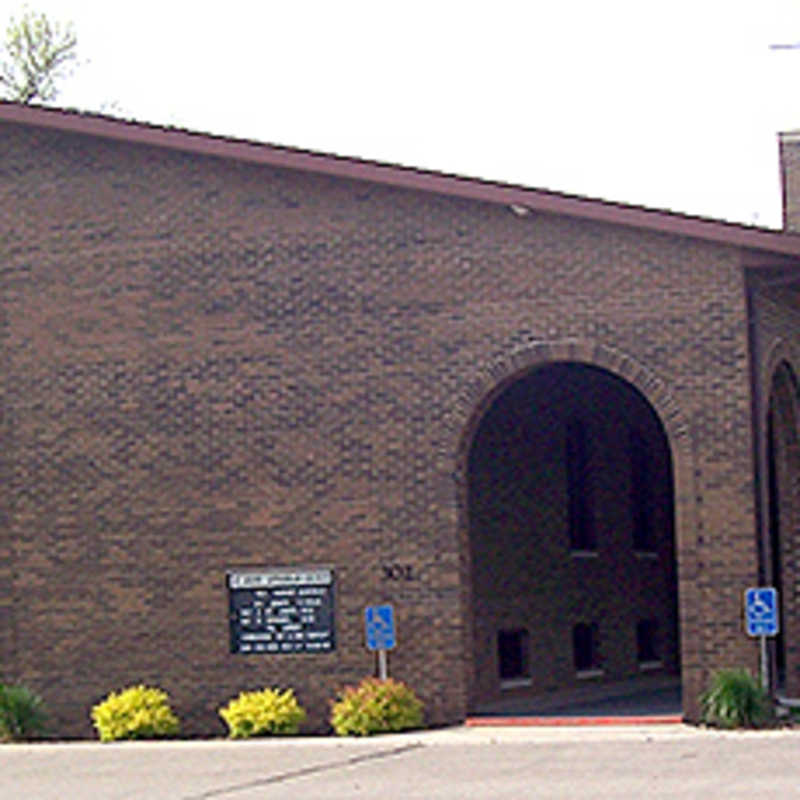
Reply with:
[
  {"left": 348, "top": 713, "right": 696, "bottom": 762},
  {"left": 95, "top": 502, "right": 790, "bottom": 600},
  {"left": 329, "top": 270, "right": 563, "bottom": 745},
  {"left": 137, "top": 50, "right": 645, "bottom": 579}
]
[
  {"left": 330, "top": 677, "right": 424, "bottom": 736},
  {"left": 219, "top": 688, "right": 306, "bottom": 737},
  {"left": 90, "top": 685, "right": 180, "bottom": 742}
]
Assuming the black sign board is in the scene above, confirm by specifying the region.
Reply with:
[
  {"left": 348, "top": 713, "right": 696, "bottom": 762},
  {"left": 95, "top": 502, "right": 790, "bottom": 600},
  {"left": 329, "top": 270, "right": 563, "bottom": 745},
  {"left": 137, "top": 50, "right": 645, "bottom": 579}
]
[{"left": 227, "top": 567, "right": 335, "bottom": 655}]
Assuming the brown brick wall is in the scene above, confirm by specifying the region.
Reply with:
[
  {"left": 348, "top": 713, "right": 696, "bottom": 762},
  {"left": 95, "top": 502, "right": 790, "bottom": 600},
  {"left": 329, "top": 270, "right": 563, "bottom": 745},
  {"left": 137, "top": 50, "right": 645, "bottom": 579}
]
[
  {"left": 749, "top": 280, "right": 800, "bottom": 696},
  {"left": 0, "top": 120, "right": 763, "bottom": 734}
]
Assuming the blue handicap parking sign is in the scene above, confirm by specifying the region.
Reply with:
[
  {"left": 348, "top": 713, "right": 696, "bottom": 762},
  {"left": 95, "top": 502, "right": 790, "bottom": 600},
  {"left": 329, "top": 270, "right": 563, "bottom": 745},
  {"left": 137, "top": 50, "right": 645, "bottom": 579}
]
[
  {"left": 365, "top": 604, "right": 396, "bottom": 651},
  {"left": 745, "top": 587, "right": 779, "bottom": 637}
]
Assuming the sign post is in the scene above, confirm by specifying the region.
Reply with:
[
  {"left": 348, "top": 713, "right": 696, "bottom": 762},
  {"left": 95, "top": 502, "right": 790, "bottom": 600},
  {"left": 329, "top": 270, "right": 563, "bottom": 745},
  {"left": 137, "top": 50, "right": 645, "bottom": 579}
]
[
  {"left": 744, "top": 587, "right": 779, "bottom": 691},
  {"left": 365, "top": 604, "right": 396, "bottom": 680}
]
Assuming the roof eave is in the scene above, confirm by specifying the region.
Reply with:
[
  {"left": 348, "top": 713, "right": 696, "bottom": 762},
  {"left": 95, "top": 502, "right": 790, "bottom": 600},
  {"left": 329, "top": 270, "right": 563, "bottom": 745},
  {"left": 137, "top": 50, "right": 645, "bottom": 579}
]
[{"left": 4, "top": 101, "right": 800, "bottom": 261}]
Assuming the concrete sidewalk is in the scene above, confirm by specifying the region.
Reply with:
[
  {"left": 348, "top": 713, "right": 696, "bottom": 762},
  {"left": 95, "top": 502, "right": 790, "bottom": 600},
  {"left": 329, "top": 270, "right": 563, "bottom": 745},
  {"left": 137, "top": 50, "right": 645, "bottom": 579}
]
[{"left": 2, "top": 724, "right": 799, "bottom": 800}]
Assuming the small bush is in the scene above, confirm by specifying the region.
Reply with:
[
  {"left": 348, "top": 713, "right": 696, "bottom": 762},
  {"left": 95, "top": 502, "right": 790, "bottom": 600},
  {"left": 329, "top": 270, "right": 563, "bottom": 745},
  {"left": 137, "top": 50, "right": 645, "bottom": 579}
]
[
  {"left": 700, "top": 668, "right": 772, "bottom": 729},
  {"left": 219, "top": 688, "right": 306, "bottom": 737},
  {"left": 330, "top": 677, "right": 424, "bottom": 736},
  {"left": 0, "top": 684, "right": 47, "bottom": 741},
  {"left": 90, "top": 685, "right": 180, "bottom": 742}
]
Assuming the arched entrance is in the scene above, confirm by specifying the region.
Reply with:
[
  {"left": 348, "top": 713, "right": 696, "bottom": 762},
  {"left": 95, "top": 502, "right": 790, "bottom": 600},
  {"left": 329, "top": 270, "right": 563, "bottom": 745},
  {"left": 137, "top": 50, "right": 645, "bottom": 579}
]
[
  {"left": 465, "top": 362, "right": 680, "bottom": 711},
  {"left": 766, "top": 361, "right": 800, "bottom": 695}
]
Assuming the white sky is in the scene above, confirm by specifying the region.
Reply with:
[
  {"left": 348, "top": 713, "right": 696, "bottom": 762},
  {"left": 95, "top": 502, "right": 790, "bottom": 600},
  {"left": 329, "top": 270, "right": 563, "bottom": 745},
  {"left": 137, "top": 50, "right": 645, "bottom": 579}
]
[{"left": 7, "top": 0, "right": 800, "bottom": 227}]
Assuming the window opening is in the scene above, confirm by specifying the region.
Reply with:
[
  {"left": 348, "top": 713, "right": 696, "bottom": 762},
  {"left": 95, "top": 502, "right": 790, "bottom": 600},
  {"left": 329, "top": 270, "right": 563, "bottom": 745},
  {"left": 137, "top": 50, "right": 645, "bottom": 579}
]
[
  {"left": 573, "top": 622, "right": 600, "bottom": 674},
  {"left": 636, "top": 619, "right": 660, "bottom": 667},
  {"left": 630, "top": 427, "right": 654, "bottom": 552},
  {"left": 567, "top": 419, "right": 595, "bottom": 551},
  {"left": 497, "top": 628, "right": 529, "bottom": 681}
]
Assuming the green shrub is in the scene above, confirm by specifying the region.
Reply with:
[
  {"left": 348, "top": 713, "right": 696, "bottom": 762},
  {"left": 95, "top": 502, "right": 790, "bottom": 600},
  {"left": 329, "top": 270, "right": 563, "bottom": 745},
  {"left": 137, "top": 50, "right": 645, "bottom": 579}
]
[
  {"left": 219, "top": 687, "right": 306, "bottom": 737},
  {"left": 700, "top": 668, "right": 772, "bottom": 729},
  {"left": 0, "top": 684, "right": 47, "bottom": 741},
  {"left": 90, "top": 685, "right": 180, "bottom": 742},
  {"left": 330, "top": 677, "right": 424, "bottom": 736}
]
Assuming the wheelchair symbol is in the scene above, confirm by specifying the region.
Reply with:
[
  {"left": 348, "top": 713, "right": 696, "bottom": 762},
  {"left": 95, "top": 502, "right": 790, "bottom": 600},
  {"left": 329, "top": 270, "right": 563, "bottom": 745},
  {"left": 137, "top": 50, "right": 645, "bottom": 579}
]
[{"left": 750, "top": 596, "right": 771, "bottom": 619}]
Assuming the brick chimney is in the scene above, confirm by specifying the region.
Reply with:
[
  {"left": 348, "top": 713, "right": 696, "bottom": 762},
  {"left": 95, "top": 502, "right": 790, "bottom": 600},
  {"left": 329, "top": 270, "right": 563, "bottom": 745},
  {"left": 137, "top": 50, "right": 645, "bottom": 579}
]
[{"left": 779, "top": 131, "right": 800, "bottom": 232}]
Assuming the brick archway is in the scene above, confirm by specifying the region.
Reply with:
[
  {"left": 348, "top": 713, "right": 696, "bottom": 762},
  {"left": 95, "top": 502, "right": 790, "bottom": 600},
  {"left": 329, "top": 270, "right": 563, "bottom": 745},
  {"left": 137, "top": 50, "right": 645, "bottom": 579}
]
[{"left": 450, "top": 340, "right": 699, "bottom": 718}]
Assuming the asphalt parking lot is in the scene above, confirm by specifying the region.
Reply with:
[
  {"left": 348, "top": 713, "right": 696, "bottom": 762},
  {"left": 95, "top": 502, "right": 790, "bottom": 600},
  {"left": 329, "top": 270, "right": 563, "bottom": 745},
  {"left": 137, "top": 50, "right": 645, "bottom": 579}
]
[{"left": 2, "top": 724, "right": 799, "bottom": 800}]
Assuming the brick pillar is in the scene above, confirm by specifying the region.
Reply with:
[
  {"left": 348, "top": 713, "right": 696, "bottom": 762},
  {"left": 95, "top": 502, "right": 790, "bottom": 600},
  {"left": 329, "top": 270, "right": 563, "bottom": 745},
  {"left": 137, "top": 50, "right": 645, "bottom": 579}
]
[{"left": 779, "top": 132, "right": 800, "bottom": 232}]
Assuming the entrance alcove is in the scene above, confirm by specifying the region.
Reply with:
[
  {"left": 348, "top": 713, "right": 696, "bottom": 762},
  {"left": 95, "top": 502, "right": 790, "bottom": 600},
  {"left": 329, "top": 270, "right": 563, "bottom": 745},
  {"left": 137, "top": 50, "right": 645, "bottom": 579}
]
[
  {"left": 766, "top": 361, "right": 800, "bottom": 695},
  {"left": 466, "top": 362, "right": 680, "bottom": 711}
]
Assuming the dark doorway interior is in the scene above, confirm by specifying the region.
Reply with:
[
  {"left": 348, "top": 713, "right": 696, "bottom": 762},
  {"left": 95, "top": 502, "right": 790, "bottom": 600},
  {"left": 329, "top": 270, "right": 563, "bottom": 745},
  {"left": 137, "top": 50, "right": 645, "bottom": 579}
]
[
  {"left": 467, "top": 362, "right": 680, "bottom": 711},
  {"left": 766, "top": 362, "right": 800, "bottom": 695},
  {"left": 767, "top": 409, "right": 786, "bottom": 686}
]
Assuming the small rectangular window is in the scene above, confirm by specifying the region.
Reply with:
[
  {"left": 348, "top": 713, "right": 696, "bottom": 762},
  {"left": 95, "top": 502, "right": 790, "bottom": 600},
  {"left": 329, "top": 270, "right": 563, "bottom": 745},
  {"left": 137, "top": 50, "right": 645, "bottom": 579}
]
[
  {"left": 636, "top": 619, "right": 659, "bottom": 664},
  {"left": 573, "top": 622, "right": 600, "bottom": 672},
  {"left": 630, "top": 427, "right": 654, "bottom": 552},
  {"left": 498, "top": 628, "right": 529, "bottom": 680},
  {"left": 567, "top": 419, "right": 595, "bottom": 550}
]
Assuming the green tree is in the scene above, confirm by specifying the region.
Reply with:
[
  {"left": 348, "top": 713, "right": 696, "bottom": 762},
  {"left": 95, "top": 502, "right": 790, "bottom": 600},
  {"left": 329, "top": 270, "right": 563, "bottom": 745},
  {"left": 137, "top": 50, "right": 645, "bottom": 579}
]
[{"left": 0, "top": 7, "right": 77, "bottom": 103}]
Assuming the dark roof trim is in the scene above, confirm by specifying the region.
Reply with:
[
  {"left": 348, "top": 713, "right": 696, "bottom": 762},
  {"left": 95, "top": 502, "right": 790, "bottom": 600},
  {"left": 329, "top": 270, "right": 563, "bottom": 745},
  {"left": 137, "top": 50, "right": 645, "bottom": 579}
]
[{"left": 5, "top": 101, "right": 800, "bottom": 260}]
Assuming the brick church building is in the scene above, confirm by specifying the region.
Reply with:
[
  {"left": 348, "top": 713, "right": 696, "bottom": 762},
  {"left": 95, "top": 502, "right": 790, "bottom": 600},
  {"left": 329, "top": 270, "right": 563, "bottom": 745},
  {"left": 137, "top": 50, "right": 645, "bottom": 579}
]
[{"left": 3, "top": 101, "right": 800, "bottom": 735}]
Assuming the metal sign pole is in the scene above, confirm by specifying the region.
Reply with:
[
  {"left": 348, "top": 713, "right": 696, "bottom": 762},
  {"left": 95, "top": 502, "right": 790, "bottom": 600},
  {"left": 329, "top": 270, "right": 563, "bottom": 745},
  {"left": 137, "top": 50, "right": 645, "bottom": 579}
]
[
  {"left": 378, "top": 649, "right": 388, "bottom": 680},
  {"left": 760, "top": 635, "right": 769, "bottom": 691}
]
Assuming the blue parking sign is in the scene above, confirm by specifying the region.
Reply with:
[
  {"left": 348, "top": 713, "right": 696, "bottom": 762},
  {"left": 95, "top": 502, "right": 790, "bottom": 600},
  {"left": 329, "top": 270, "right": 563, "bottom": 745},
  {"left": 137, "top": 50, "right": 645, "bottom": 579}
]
[
  {"left": 745, "top": 587, "right": 779, "bottom": 637},
  {"left": 365, "top": 604, "right": 396, "bottom": 650}
]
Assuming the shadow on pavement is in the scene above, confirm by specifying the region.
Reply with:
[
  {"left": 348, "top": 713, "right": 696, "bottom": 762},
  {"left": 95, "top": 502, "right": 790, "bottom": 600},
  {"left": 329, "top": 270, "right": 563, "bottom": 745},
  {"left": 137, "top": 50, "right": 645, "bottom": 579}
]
[{"left": 470, "top": 676, "right": 681, "bottom": 718}]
